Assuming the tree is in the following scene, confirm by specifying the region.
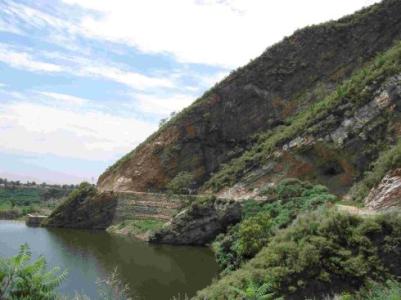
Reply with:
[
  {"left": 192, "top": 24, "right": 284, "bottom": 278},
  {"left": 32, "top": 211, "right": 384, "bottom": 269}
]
[
  {"left": 166, "top": 172, "right": 194, "bottom": 194},
  {"left": 159, "top": 118, "right": 168, "bottom": 127}
]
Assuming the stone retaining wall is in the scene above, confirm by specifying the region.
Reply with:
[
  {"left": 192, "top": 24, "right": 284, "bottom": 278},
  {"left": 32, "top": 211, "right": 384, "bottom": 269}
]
[{"left": 112, "top": 191, "right": 205, "bottom": 223}]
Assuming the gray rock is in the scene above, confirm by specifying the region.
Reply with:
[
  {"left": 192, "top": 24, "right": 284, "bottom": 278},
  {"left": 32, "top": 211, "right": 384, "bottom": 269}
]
[{"left": 149, "top": 199, "right": 241, "bottom": 245}]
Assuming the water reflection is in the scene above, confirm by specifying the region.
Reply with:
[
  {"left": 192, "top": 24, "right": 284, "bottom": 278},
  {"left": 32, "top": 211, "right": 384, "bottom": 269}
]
[{"left": 0, "top": 221, "right": 218, "bottom": 299}]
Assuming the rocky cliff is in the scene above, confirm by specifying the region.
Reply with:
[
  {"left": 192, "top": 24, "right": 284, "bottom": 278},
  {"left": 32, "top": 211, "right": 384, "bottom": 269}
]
[
  {"left": 149, "top": 198, "right": 241, "bottom": 245},
  {"left": 365, "top": 168, "right": 401, "bottom": 210},
  {"left": 98, "top": 0, "right": 401, "bottom": 194}
]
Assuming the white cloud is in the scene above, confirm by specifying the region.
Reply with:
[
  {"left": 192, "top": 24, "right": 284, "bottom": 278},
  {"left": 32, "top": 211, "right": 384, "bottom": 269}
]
[
  {"left": 2, "top": 0, "right": 78, "bottom": 34},
  {"left": 134, "top": 93, "right": 194, "bottom": 116},
  {"left": 0, "top": 44, "right": 63, "bottom": 73},
  {"left": 63, "top": 0, "right": 380, "bottom": 67},
  {"left": 0, "top": 18, "right": 23, "bottom": 35},
  {"left": 80, "top": 65, "right": 174, "bottom": 90},
  {"left": 0, "top": 101, "right": 157, "bottom": 160},
  {"left": 37, "top": 91, "right": 90, "bottom": 106},
  {"left": 0, "top": 44, "right": 176, "bottom": 91}
]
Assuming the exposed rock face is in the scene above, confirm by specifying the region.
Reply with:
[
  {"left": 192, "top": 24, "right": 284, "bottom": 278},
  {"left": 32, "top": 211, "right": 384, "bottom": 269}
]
[
  {"left": 111, "top": 191, "right": 190, "bottom": 222},
  {"left": 149, "top": 199, "right": 241, "bottom": 245},
  {"left": 365, "top": 168, "right": 401, "bottom": 210},
  {"left": 217, "top": 73, "right": 401, "bottom": 199},
  {"left": 98, "top": 0, "right": 401, "bottom": 193},
  {"left": 43, "top": 184, "right": 118, "bottom": 230}
]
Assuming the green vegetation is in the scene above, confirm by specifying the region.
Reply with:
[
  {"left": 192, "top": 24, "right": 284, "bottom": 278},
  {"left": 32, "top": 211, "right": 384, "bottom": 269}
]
[
  {"left": 213, "top": 179, "right": 337, "bottom": 272},
  {"left": 0, "top": 179, "right": 75, "bottom": 220},
  {"left": 350, "top": 138, "right": 401, "bottom": 202},
  {"left": 204, "top": 40, "right": 401, "bottom": 192},
  {"left": 0, "top": 244, "right": 67, "bottom": 299},
  {"left": 0, "top": 187, "right": 41, "bottom": 205},
  {"left": 197, "top": 209, "right": 401, "bottom": 300},
  {"left": 107, "top": 219, "right": 165, "bottom": 237},
  {"left": 52, "top": 182, "right": 96, "bottom": 212},
  {"left": 350, "top": 280, "right": 401, "bottom": 300},
  {"left": 166, "top": 172, "right": 194, "bottom": 194}
]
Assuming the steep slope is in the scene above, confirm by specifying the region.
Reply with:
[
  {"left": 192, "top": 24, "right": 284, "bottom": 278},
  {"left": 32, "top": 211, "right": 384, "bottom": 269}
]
[
  {"left": 207, "top": 42, "right": 401, "bottom": 199},
  {"left": 98, "top": 0, "right": 401, "bottom": 193}
]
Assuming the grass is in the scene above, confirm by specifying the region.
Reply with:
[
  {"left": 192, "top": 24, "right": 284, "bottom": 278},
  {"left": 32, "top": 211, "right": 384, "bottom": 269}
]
[{"left": 107, "top": 219, "right": 165, "bottom": 237}]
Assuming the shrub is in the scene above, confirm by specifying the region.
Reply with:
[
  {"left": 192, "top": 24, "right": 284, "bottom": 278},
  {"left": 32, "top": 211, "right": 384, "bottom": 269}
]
[
  {"left": 355, "top": 280, "right": 401, "bottom": 300},
  {"left": 0, "top": 244, "right": 67, "bottom": 299},
  {"left": 197, "top": 210, "right": 401, "bottom": 300},
  {"left": 166, "top": 172, "right": 194, "bottom": 194},
  {"left": 212, "top": 179, "right": 337, "bottom": 272}
]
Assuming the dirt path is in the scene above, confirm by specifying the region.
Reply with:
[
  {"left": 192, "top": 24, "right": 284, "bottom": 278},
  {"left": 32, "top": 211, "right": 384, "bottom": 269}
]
[{"left": 335, "top": 204, "right": 377, "bottom": 216}]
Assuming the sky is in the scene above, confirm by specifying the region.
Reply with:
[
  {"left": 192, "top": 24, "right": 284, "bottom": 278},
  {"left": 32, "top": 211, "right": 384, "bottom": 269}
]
[{"left": 0, "top": 0, "right": 380, "bottom": 184}]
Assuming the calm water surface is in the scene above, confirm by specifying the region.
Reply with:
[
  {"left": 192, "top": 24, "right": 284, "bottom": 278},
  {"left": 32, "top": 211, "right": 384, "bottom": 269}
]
[{"left": 0, "top": 220, "right": 218, "bottom": 299}]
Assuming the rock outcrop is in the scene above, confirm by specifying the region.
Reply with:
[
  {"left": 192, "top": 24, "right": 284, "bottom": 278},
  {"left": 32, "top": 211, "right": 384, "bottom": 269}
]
[
  {"left": 214, "top": 72, "right": 401, "bottom": 199},
  {"left": 98, "top": 0, "right": 401, "bottom": 193},
  {"left": 149, "top": 198, "right": 241, "bottom": 245},
  {"left": 43, "top": 185, "right": 118, "bottom": 230},
  {"left": 365, "top": 168, "right": 401, "bottom": 210}
]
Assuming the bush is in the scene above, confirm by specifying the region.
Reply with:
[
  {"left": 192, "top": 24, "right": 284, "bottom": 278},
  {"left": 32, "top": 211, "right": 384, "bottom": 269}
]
[
  {"left": 355, "top": 280, "right": 401, "bottom": 300},
  {"left": 197, "top": 210, "right": 401, "bottom": 300},
  {"left": 166, "top": 172, "right": 194, "bottom": 194},
  {"left": 0, "top": 244, "right": 67, "bottom": 299},
  {"left": 212, "top": 179, "right": 337, "bottom": 272}
]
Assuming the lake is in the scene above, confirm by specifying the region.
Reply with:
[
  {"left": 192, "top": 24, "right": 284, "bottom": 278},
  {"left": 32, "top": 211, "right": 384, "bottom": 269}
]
[{"left": 0, "top": 220, "right": 218, "bottom": 299}]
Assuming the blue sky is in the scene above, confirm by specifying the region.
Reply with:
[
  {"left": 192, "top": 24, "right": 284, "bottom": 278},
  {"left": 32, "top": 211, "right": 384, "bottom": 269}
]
[{"left": 0, "top": 0, "right": 378, "bottom": 184}]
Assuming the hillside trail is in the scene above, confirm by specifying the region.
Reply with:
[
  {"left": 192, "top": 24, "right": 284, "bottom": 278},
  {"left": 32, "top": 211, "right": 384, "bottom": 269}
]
[{"left": 335, "top": 204, "right": 377, "bottom": 216}]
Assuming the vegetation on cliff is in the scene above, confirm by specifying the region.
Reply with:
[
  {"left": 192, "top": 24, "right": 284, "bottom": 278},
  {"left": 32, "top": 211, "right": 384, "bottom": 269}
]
[
  {"left": 350, "top": 138, "right": 401, "bottom": 202},
  {"left": 197, "top": 209, "right": 401, "bottom": 299},
  {"left": 212, "top": 179, "right": 337, "bottom": 272},
  {"left": 205, "top": 39, "right": 401, "bottom": 192}
]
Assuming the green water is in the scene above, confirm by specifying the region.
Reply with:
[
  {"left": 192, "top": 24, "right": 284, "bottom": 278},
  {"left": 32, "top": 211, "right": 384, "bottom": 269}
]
[{"left": 0, "top": 220, "right": 218, "bottom": 299}]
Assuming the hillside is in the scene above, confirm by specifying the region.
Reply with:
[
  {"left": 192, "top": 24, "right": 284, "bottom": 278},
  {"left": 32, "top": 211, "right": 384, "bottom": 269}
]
[
  {"left": 42, "top": 1, "right": 401, "bottom": 298},
  {"left": 98, "top": 0, "right": 401, "bottom": 195}
]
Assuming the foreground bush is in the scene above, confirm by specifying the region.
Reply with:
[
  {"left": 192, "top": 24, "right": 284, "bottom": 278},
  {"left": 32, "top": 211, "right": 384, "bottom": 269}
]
[
  {"left": 197, "top": 209, "right": 401, "bottom": 299},
  {"left": 212, "top": 179, "right": 337, "bottom": 272},
  {"left": 353, "top": 280, "right": 401, "bottom": 300},
  {"left": 0, "top": 244, "right": 66, "bottom": 299}
]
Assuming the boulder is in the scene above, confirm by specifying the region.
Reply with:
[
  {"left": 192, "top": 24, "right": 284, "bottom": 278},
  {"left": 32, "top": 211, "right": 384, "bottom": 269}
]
[{"left": 149, "top": 198, "right": 241, "bottom": 245}]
